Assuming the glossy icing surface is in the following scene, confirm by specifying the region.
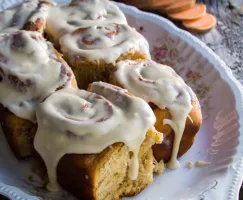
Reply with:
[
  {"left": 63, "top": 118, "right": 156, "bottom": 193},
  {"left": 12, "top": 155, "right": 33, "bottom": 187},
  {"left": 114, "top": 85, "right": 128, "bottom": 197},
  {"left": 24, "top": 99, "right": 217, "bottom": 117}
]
[
  {"left": 46, "top": 0, "right": 127, "bottom": 41},
  {"left": 114, "top": 60, "right": 193, "bottom": 168},
  {"left": 60, "top": 23, "right": 150, "bottom": 64},
  {"left": 34, "top": 82, "right": 156, "bottom": 191},
  {"left": 0, "top": 30, "right": 72, "bottom": 121}
]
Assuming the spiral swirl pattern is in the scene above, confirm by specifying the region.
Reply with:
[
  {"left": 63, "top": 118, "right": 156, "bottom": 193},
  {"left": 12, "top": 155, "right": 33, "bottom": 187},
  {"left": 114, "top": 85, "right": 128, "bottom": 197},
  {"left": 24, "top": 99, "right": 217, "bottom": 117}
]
[
  {"left": 0, "top": 0, "right": 39, "bottom": 33},
  {"left": 0, "top": 30, "right": 73, "bottom": 121},
  {"left": 34, "top": 81, "right": 156, "bottom": 191},
  {"left": 113, "top": 60, "right": 194, "bottom": 169},
  {"left": 60, "top": 23, "right": 150, "bottom": 63},
  {"left": 46, "top": 0, "right": 127, "bottom": 41}
]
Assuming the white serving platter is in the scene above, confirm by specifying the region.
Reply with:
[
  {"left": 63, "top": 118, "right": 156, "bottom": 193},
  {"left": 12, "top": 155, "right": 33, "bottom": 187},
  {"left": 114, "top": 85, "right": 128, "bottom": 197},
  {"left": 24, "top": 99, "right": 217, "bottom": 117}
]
[{"left": 0, "top": 1, "right": 243, "bottom": 200}]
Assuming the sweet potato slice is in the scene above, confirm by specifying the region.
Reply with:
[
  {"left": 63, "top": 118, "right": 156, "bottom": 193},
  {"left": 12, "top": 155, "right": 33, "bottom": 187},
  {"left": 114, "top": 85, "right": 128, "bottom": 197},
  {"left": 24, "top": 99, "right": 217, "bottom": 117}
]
[
  {"left": 182, "top": 13, "right": 216, "bottom": 33},
  {"left": 161, "top": 0, "right": 196, "bottom": 13},
  {"left": 168, "top": 3, "right": 206, "bottom": 20},
  {"left": 152, "top": 0, "right": 175, "bottom": 9},
  {"left": 119, "top": 0, "right": 155, "bottom": 9}
]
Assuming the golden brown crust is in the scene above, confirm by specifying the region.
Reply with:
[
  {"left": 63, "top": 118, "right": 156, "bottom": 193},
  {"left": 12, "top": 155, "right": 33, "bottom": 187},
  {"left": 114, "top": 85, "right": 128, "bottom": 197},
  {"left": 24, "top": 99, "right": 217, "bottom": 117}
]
[
  {"left": 56, "top": 128, "right": 160, "bottom": 200},
  {"left": 0, "top": 105, "right": 36, "bottom": 159},
  {"left": 23, "top": 18, "right": 45, "bottom": 33},
  {"left": 57, "top": 143, "right": 124, "bottom": 200},
  {"left": 65, "top": 51, "right": 148, "bottom": 90}
]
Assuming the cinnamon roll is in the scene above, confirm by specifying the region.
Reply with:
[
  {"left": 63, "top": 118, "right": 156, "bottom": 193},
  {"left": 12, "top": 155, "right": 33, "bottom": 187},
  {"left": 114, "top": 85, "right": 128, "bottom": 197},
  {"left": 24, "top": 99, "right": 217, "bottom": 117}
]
[
  {"left": 23, "top": 1, "right": 53, "bottom": 34},
  {"left": 45, "top": 0, "right": 127, "bottom": 45},
  {"left": 0, "top": 30, "right": 76, "bottom": 158},
  {"left": 59, "top": 23, "right": 150, "bottom": 89},
  {"left": 109, "top": 60, "right": 202, "bottom": 168},
  {"left": 0, "top": 0, "right": 52, "bottom": 34},
  {"left": 34, "top": 81, "right": 162, "bottom": 200}
]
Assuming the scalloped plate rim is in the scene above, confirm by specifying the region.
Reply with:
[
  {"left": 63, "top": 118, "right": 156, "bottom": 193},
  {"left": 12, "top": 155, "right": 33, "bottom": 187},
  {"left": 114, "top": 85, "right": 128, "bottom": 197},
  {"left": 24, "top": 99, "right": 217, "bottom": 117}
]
[{"left": 0, "top": 1, "right": 242, "bottom": 200}]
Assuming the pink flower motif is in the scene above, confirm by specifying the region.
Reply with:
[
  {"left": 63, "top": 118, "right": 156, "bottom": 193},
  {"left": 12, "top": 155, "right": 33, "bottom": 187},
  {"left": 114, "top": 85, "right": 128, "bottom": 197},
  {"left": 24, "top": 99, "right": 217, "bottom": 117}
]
[
  {"left": 179, "top": 67, "right": 185, "bottom": 72},
  {"left": 154, "top": 47, "right": 168, "bottom": 61},
  {"left": 186, "top": 70, "right": 193, "bottom": 78},
  {"left": 169, "top": 49, "right": 178, "bottom": 59}
]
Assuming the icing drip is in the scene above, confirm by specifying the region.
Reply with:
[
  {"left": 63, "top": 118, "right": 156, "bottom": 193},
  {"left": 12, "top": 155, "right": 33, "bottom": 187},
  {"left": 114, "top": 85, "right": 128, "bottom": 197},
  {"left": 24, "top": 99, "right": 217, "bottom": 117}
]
[
  {"left": 46, "top": 0, "right": 127, "bottom": 41},
  {"left": 0, "top": 30, "right": 73, "bottom": 121},
  {"left": 60, "top": 23, "right": 150, "bottom": 64},
  {"left": 114, "top": 60, "right": 193, "bottom": 169},
  {"left": 0, "top": 0, "right": 39, "bottom": 33},
  {"left": 34, "top": 82, "right": 156, "bottom": 191}
]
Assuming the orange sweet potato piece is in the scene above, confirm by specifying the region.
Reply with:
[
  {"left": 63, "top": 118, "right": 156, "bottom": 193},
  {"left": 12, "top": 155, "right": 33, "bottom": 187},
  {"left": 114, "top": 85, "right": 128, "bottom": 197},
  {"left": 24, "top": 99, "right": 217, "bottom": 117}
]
[
  {"left": 152, "top": 0, "right": 175, "bottom": 9},
  {"left": 182, "top": 13, "right": 217, "bottom": 33},
  {"left": 119, "top": 0, "right": 155, "bottom": 9},
  {"left": 168, "top": 3, "right": 206, "bottom": 20},
  {"left": 161, "top": 0, "right": 196, "bottom": 13}
]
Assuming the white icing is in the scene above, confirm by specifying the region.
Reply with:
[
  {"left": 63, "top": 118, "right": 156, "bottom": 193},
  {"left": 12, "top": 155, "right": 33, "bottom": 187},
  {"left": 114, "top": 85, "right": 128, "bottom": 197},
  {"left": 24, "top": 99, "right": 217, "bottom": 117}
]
[
  {"left": 0, "top": 30, "right": 72, "bottom": 122},
  {"left": 60, "top": 23, "right": 150, "bottom": 64},
  {"left": 114, "top": 60, "right": 193, "bottom": 169},
  {"left": 46, "top": 0, "right": 127, "bottom": 42},
  {"left": 34, "top": 82, "right": 156, "bottom": 191},
  {"left": 25, "top": 1, "right": 52, "bottom": 32},
  {"left": 0, "top": 0, "right": 39, "bottom": 33}
]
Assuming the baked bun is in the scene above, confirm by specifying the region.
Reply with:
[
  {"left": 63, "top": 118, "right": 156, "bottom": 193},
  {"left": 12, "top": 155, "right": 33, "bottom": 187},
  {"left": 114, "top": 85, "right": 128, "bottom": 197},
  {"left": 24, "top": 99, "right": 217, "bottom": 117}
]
[
  {"left": 59, "top": 23, "right": 150, "bottom": 89},
  {"left": 0, "top": 0, "right": 52, "bottom": 34},
  {"left": 34, "top": 82, "right": 162, "bottom": 199},
  {"left": 23, "top": 1, "right": 53, "bottom": 34},
  {"left": 45, "top": 0, "right": 127, "bottom": 45},
  {"left": 151, "top": 94, "right": 202, "bottom": 163},
  {"left": 0, "top": 30, "right": 76, "bottom": 158},
  {"left": 109, "top": 59, "right": 202, "bottom": 168}
]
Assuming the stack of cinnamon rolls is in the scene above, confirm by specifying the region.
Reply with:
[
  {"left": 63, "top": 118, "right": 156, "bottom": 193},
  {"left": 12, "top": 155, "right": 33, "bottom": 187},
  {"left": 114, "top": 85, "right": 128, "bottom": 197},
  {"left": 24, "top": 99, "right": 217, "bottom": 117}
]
[{"left": 0, "top": 0, "right": 202, "bottom": 199}]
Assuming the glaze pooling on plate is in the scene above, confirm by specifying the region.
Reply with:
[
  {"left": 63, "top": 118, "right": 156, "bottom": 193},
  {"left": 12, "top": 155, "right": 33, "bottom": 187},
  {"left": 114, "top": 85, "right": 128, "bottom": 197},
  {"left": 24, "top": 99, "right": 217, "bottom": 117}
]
[{"left": 0, "top": 1, "right": 242, "bottom": 200}]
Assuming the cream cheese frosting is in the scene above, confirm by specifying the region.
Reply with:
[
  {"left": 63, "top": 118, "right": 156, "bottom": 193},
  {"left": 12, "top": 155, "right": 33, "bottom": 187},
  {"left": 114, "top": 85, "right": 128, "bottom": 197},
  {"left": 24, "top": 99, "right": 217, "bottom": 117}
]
[
  {"left": 0, "top": 0, "right": 39, "bottom": 33},
  {"left": 60, "top": 23, "right": 150, "bottom": 64},
  {"left": 34, "top": 82, "right": 156, "bottom": 191},
  {"left": 24, "top": 1, "right": 52, "bottom": 33},
  {"left": 0, "top": 30, "right": 72, "bottom": 122},
  {"left": 113, "top": 60, "right": 194, "bottom": 169},
  {"left": 46, "top": 0, "right": 127, "bottom": 42}
]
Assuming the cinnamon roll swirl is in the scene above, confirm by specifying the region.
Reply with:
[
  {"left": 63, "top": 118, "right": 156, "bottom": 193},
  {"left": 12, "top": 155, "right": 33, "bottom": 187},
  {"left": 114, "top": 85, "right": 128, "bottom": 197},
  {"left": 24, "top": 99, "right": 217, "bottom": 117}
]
[
  {"left": 59, "top": 23, "right": 150, "bottom": 89},
  {"left": 0, "top": 30, "right": 76, "bottom": 158},
  {"left": 110, "top": 60, "right": 202, "bottom": 168},
  {"left": 0, "top": 0, "right": 52, "bottom": 34},
  {"left": 46, "top": 0, "right": 127, "bottom": 45},
  {"left": 23, "top": 1, "right": 53, "bottom": 34},
  {"left": 34, "top": 82, "right": 162, "bottom": 199}
]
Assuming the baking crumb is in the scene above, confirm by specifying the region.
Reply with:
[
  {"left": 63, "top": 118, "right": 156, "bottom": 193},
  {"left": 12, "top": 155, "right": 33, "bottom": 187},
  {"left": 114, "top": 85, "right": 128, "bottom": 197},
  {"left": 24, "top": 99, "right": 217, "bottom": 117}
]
[
  {"left": 154, "top": 160, "right": 165, "bottom": 174},
  {"left": 195, "top": 160, "right": 211, "bottom": 167},
  {"left": 187, "top": 161, "right": 194, "bottom": 168},
  {"left": 85, "top": 175, "right": 89, "bottom": 180}
]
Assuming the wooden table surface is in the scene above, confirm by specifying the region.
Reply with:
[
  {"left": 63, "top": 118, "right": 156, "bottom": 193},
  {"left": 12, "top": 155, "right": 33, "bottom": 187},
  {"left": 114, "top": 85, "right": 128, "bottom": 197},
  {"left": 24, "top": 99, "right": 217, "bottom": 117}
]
[{"left": 0, "top": 0, "right": 243, "bottom": 200}]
